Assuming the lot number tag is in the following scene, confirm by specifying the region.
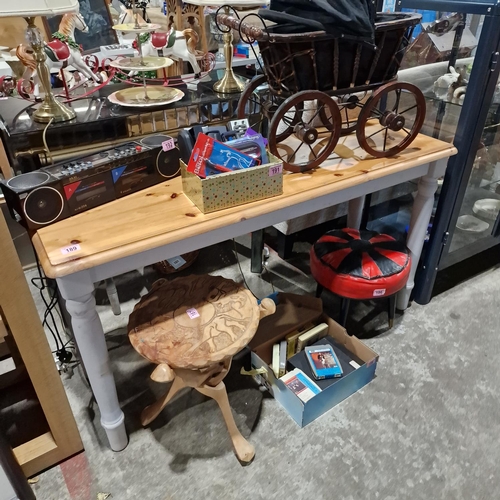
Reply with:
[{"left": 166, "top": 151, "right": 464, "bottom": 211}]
[
  {"left": 186, "top": 308, "right": 200, "bottom": 319},
  {"left": 162, "top": 138, "right": 175, "bottom": 152},
  {"left": 268, "top": 164, "right": 283, "bottom": 177},
  {"left": 166, "top": 256, "right": 186, "bottom": 269},
  {"left": 60, "top": 243, "right": 81, "bottom": 255}
]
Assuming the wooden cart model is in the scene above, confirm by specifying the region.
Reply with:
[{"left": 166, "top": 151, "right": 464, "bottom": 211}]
[{"left": 217, "top": 10, "right": 426, "bottom": 172}]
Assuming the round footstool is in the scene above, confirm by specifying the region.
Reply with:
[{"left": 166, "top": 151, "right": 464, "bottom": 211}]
[
  {"left": 310, "top": 228, "right": 411, "bottom": 328},
  {"left": 128, "top": 274, "right": 275, "bottom": 464}
]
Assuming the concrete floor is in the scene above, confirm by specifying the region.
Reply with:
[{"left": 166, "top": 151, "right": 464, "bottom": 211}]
[{"left": 24, "top": 235, "right": 500, "bottom": 500}]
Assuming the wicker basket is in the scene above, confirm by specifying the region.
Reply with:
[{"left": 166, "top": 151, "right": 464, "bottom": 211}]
[{"left": 217, "top": 12, "right": 421, "bottom": 97}]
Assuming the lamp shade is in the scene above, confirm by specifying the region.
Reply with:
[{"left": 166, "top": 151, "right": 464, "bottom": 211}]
[{"left": 0, "top": 0, "right": 78, "bottom": 17}]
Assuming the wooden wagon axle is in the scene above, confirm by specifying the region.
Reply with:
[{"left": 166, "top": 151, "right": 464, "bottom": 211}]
[{"left": 380, "top": 110, "right": 406, "bottom": 132}]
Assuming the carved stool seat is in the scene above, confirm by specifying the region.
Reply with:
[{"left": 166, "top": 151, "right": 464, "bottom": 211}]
[{"left": 128, "top": 274, "right": 275, "bottom": 464}]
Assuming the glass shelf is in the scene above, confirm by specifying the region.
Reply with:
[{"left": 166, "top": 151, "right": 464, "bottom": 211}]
[
  {"left": 0, "top": 71, "right": 247, "bottom": 173},
  {"left": 388, "top": 5, "right": 500, "bottom": 276}
]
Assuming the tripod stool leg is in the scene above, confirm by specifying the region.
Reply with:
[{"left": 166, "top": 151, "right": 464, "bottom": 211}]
[
  {"left": 196, "top": 382, "right": 255, "bottom": 464},
  {"left": 315, "top": 284, "right": 324, "bottom": 298},
  {"left": 141, "top": 376, "right": 186, "bottom": 427}
]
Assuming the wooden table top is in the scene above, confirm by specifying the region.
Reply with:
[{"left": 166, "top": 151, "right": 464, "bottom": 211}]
[{"left": 33, "top": 133, "right": 456, "bottom": 279}]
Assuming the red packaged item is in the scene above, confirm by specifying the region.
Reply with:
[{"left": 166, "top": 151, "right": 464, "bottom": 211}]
[{"left": 187, "top": 133, "right": 257, "bottom": 179}]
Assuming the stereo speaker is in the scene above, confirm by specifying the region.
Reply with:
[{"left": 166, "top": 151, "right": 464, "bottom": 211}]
[
  {"left": 1, "top": 172, "right": 69, "bottom": 231},
  {"left": 140, "top": 135, "right": 180, "bottom": 179}
]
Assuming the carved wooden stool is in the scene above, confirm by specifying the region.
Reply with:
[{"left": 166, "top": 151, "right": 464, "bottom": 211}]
[{"left": 128, "top": 274, "right": 275, "bottom": 464}]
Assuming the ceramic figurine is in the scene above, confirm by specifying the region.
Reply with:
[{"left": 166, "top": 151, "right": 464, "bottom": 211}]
[
  {"left": 131, "top": 28, "right": 202, "bottom": 78},
  {"left": 16, "top": 7, "right": 102, "bottom": 99}
]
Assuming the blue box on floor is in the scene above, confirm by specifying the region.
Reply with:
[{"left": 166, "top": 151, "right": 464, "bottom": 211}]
[{"left": 249, "top": 293, "right": 379, "bottom": 427}]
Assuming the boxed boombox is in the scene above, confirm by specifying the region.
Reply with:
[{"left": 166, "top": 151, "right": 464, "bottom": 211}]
[{"left": 248, "top": 293, "right": 379, "bottom": 427}]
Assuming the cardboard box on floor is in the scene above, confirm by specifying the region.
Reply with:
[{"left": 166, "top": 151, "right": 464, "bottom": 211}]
[{"left": 249, "top": 293, "right": 379, "bottom": 427}]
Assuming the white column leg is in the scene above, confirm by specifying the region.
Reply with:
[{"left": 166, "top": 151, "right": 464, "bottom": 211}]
[
  {"left": 347, "top": 196, "right": 366, "bottom": 229},
  {"left": 397, "top": 166, "right": 439, "bottom": 311},
  {"left": 57, "top": 271, "right": 128, "bottom": 451},
  {"left": 105, "top": 278, "right": 121, "bottom": 316}
]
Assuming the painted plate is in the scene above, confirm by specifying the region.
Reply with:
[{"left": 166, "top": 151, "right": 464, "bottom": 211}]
[
  {"left": 113, "top": 23, "right": 162, "bottom": 33},
  {"left": 108, "top": 86, "right": 185, "bottom": 108},
  {"left": 109, "top": 56, "right": 173, "bottom": 71}
]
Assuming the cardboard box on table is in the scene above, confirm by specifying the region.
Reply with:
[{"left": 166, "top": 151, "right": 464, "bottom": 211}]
[
  {"left": 249, "top": 294, "right": 379, "bottom": 427},
  {"left": 181, "top": 154, "right": 283, "bottom": 214}
]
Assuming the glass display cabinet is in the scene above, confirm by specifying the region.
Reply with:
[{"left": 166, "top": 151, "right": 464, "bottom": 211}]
[
  {"left": 0, "top": 72, "right": 242, "bottom": 176},
  {"left": 394, "top": 0, "right": 500, "bottom": 304}
]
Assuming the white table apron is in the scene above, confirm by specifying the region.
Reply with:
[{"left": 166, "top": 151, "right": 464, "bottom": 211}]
[{"left": 54, "top": 157, "right": 447, "bottom": 451}]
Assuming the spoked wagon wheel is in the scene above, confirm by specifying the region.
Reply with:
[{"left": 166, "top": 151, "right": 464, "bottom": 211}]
[
  {"left": 269, "top": 90, "right": 341, "bottom": 172},
  {"left": 237, "top": 75, "right": 297, "bottom": 140},
  {"left": 356, "top": 82, "right": 426, "bottom": 158},
  {"left": 237, "top": 75, "right": 269, "bottom": 137}
]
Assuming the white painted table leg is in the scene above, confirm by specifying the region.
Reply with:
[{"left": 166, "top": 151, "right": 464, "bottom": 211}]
[
  {"left": 347, "top": 196, "right": 366, "bottom": 229},
  {"left": 105, "top": 278, "right": 121, "bottom": 316},
  {"left": 57, "top": 271, "right": 128, "bottom": 451},
  {"left": 397, "top": 165, "right": 439, "bottom": 311}
]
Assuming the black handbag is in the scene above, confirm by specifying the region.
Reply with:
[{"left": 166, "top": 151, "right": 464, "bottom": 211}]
[{"left": 269, "top": 0, "right": 375, "bottom": 41}]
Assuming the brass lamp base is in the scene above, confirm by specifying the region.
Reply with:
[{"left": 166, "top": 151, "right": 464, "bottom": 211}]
[
  {"left": 213, "top": 69, "right": 245, "bottom": 94},
  {"left": 24, "top": 16, "right": 76, "bottom": 124},
  {"left": 33, "top": 96, "right": 76, "bottom": 123},
  {"left": 213, "top": 6, "right": 245, "bottom": 95}
]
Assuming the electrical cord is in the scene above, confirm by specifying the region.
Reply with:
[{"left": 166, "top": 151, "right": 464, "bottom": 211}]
[
  {"left": 31, "top": 267, "right": 62, "bottom": 350},
  {"left": 31, "top": 252, "right": 73, "bottom": 364},
  {"left": 42, "top": 117, "right": 54, "bottom": 165}
]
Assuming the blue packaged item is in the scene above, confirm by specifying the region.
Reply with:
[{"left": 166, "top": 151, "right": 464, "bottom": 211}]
[
  {"left": 225, "top": 133, "right": 269, "bottom": 164},
  {"left": 187, "top": 133, "right": 257, "bottom": 178},
  {"left": 244, "top": 127, "right": 269, "bottom": 147}
]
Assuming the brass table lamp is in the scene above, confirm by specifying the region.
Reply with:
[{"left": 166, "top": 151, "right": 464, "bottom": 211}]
[
  {"left": 0, "top": 1, "right": 79, "bottom": 123},
  {"left": 182, "top": 0, "right": 269, "bottom": 94},
  {"left": 213, "top": 4, "right": 245, "bottom": 94}
]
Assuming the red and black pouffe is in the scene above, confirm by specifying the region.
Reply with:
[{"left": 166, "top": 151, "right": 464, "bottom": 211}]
[{"left": 310, "top": 228, "right": 411, "bottom": 329}]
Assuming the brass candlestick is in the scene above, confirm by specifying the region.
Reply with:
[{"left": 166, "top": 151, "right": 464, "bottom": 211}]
[
  {"left": 25, "top": 17, "right": 75, "bottom": 123},
  {"left": 131, "top": 0, "right": 141, "bottom": 29},
  {"left": 213, "top": 6, "right": 244, "bottom": 94}
]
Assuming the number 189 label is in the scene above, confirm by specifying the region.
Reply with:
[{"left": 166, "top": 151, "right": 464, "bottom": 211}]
[{"left": 60, "top": 243, "right": 81, "bottom": 255}]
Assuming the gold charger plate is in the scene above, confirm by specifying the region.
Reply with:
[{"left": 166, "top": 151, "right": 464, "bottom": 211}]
[
  {"left": 109, "top": 56, "right": 173, "bottom": 71},
  {"left": 113, "top": 23, "right": 161, "bottom": 33},
  {"left": 108, "top": 86, "right": 185, "bottom": 108}
]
